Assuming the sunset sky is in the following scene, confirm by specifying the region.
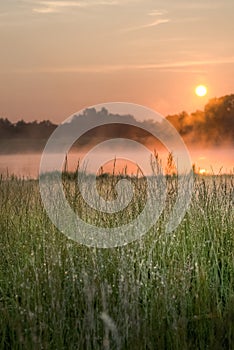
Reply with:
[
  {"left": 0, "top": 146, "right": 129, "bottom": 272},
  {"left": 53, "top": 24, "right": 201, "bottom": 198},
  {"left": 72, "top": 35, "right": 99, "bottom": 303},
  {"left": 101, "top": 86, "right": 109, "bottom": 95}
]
[{"left": 0, "top": 0, "right": 234, "bottom": 123}]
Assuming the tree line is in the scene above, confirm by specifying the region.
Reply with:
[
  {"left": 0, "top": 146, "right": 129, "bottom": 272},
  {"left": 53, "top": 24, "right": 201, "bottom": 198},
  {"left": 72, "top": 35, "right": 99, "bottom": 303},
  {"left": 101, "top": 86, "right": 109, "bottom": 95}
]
[{"left": 0, "top": 94, "right": 233, "bottom": 151}]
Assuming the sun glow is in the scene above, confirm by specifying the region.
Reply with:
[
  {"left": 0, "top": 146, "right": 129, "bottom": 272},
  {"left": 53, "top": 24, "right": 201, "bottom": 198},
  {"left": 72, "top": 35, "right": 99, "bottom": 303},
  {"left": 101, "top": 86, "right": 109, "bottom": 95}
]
[
  {"left": 199, "top": 168, "right": 207, "bottom": 175},
  {"left": 195, "top": 85, "right": 207, "bottom": 97}
]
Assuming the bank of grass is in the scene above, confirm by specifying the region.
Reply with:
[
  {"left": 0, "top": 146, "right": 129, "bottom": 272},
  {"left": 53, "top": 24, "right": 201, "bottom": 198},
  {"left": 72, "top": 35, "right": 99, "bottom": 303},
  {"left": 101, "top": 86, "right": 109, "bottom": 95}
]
[{"left": 0, "top": 172, "right": 233, "bottom": 349}]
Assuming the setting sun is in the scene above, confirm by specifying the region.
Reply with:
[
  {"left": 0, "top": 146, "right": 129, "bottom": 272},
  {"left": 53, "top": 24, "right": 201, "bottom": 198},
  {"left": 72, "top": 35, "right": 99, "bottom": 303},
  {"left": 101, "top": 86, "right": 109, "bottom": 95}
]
[
  {"left": 199, "top": 168, "right": 207, "bottom": 175},
  {"left": 195, "top": 85, "right": 207, "bottom": 97}
]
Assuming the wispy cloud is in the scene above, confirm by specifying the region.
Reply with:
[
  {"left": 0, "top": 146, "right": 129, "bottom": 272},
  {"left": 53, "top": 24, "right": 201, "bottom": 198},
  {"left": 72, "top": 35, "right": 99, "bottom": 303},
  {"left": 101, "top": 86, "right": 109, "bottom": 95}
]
[
  {"left": 148, "top": 9, "right": 167, "bottom": 16},
  {"left": 12, "top": 56, "right": 234, "bottom": 74},
  {"left": 33, "top": 6, "right": 58, "bottom": 13},
  {"left": 140, "top": 18, "right": 170, "bottom": 28},
  {"left": 31, "top": 0, "right": 119, "bottom": 14},
  {"left": 123, "top": 18, "right": 170, "bottom": 32},
  {"left": 122, "top": 7, "right": 170, "bottom": 32}
]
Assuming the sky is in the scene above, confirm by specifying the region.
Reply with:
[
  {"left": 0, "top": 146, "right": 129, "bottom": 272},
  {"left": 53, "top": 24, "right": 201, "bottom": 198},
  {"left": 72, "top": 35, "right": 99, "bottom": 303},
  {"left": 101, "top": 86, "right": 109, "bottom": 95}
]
[{"left": 0, "top": 0, "right": 234, "bottom": 123}]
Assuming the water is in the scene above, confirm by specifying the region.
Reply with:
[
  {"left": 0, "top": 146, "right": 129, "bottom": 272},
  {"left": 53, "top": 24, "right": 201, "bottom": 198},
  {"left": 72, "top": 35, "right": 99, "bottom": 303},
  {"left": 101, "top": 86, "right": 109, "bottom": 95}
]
[{"left": 0, "top": 148, "right": 233, "bottom": 178}]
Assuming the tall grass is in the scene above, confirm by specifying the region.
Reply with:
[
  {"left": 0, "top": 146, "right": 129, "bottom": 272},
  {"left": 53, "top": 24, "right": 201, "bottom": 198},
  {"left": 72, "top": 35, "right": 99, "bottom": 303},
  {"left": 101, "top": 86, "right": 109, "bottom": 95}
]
[{"left": 0, "top": 172, "right": 233, "bottom": 349}]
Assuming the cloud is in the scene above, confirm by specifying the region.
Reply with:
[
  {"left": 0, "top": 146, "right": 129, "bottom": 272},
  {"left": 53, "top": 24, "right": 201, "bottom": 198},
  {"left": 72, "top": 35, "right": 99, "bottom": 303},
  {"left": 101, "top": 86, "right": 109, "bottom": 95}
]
[
  {"left": 31, "top": 0, "right": 120, "bottom": 14},
  {"left": 157, "top": 68, "right": 206, "bottom": 73},
  {"left": 123, "top": 18, "right": 170, "bottom": 32},
  {"left": 9, "top": 56, "right": 234, "bottom": 75},
  {"left": 148, "top": 9, "right": 167, "bottom": 16},
  {"left": 139, "top": 18, "right": 170, "bottom": 28},
  {"left": 33, "top": 6, "right": 58, "bottom": 13}
]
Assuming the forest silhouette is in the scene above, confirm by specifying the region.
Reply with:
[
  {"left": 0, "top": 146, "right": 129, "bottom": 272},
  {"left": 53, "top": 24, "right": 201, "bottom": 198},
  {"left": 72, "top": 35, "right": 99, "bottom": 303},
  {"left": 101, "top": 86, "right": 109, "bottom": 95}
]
[{"left": 0, "top": 94, "right": 233, "bottom": 154}]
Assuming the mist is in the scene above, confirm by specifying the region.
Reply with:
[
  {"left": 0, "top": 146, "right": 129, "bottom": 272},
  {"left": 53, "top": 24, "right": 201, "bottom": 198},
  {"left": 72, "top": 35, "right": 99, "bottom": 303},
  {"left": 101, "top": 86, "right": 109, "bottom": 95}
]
[
  {"left": 1, "top": 95, "right": 234, "bottom": 155},
  {"left": 0, "top": 95, "right": 233, "bottom": 176}
]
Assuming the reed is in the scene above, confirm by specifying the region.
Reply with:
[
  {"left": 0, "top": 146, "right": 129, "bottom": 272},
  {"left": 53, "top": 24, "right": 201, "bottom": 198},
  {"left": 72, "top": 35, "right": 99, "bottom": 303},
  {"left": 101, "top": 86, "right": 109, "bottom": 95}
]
[{"left": 0, "top": 170, "right": 233, "bottom": 349}]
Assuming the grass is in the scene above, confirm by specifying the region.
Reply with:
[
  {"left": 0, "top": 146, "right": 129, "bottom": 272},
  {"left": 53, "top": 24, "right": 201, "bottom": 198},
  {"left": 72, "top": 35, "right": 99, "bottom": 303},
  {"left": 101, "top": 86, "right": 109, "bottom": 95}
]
[{"left": 0, "top": 171, "right": 233, "bottom": 349}]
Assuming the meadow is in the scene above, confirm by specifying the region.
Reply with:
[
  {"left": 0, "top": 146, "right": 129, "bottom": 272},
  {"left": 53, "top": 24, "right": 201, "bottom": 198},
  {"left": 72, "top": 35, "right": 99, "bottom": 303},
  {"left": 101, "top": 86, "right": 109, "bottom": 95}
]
[{"left": 0, "top": 171, "right": 233, "bottom": 349}]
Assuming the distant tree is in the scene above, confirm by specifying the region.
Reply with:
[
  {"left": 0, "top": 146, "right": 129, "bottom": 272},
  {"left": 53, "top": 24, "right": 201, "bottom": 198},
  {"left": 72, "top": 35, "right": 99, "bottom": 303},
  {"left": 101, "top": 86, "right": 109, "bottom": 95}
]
[
  {"left": 99, "top": 107, "right": 108, "bottom": 117},
  {"left": 203, "top": 95, "right": 234, "bottom": 144},
  {"left": 166, "top": 94, "right": 234, "bottom": 145},
  {"left": 0, "top": 95, "right": 234, "bottom": 150},
  {"left": 0, "top": 118, "right": 14, "bottom": 137}
]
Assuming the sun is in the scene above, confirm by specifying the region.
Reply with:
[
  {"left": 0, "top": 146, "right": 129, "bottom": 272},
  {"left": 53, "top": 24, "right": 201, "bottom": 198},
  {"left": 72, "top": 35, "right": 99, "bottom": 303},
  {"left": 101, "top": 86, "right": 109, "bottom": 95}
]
[
  {"left": 195, "top": 85, "right": 207, "bottom": 97},
  {"left": 199, "top": 168, "right": 207, "bottom": 175}
]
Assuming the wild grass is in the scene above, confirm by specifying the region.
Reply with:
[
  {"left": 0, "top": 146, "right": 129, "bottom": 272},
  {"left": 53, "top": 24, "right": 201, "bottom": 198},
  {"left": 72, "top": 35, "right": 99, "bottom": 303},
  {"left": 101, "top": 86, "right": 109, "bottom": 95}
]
[{"left": 0, "top": 171, "right": 233, "bottom": 349}]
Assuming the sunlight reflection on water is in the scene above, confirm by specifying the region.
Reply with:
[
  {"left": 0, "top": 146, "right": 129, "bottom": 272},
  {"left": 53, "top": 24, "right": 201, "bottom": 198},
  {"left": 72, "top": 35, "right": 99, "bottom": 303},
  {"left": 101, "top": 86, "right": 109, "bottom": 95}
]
[{"left": 0, "top": 148, "right": 233, "bottom": 178}]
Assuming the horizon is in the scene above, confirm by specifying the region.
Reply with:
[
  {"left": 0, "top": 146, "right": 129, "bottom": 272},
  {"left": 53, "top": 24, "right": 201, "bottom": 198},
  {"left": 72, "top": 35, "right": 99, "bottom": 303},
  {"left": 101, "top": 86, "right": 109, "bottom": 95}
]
[
  {"left": 0, "top": 93, "right": 233, "bottom": 124},
  {"left": 0, "top": 97, "right": 233, "bottom": 177}
]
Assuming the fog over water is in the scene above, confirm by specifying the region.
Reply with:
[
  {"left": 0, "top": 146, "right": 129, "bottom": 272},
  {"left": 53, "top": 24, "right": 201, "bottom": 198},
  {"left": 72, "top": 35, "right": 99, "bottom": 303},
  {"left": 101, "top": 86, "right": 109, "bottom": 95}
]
[
  {"left": 0, "top": 148, "right": 233, "bottom": 178},
  {"left": 1, "top": 97, "right": 233, "bottom": 177}
]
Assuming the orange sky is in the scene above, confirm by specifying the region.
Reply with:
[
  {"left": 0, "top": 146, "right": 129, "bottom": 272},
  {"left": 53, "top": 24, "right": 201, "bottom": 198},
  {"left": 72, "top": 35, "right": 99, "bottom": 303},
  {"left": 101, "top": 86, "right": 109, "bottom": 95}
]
[{"left": 0, "top": 0, "right": 234, "bottom": 123}]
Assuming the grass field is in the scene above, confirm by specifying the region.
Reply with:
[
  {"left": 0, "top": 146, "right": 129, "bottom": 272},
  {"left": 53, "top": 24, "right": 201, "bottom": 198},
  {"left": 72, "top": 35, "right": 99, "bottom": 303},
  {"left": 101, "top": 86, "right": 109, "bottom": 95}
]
[{"left": 0, "top": 172, "right": 233, "bottom": 349}]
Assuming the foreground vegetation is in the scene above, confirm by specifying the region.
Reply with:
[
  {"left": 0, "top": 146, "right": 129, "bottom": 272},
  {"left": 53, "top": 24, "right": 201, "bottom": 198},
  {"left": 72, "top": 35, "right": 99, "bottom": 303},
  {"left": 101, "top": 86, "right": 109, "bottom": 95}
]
[{"left": 0, "top": 172, "right": 233, "bottom": 349}]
